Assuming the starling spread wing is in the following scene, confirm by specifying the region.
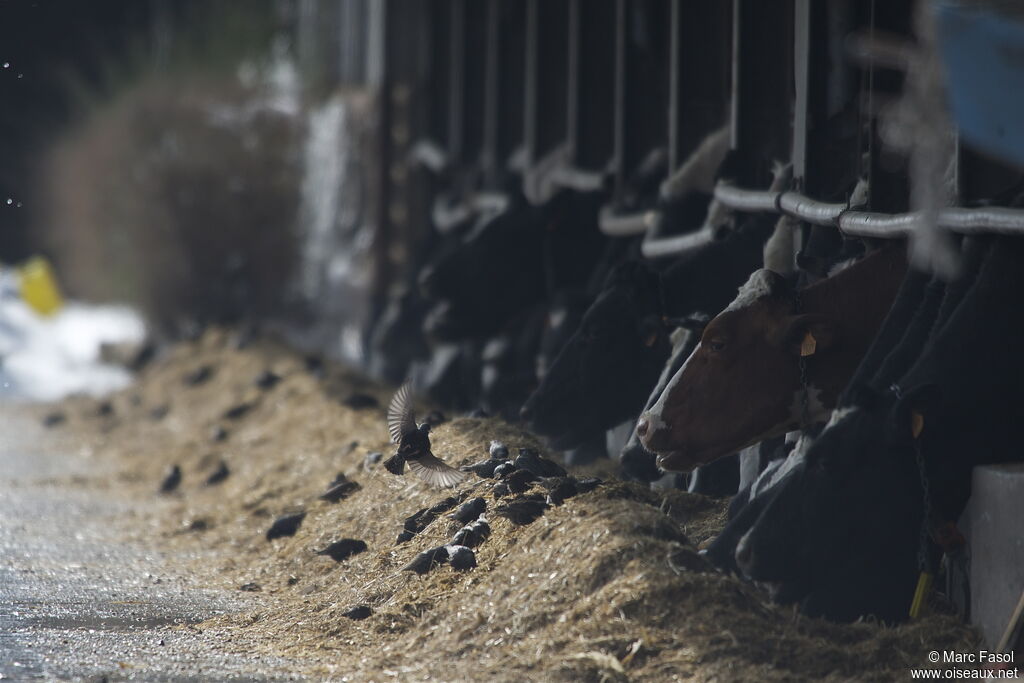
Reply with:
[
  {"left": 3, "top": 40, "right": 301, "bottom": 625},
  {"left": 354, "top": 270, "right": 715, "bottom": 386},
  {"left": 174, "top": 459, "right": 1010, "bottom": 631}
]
[
  {"left": 387, "top": 382, "right": 417, "bottom": 444},
  {"left": 408, "top": 454, "right": 468, "bottom": 488}
]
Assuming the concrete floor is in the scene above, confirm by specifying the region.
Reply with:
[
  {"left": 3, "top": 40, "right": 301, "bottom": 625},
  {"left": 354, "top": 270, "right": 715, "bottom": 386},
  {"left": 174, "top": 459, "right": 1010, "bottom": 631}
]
[{"left": 0, "top": 407, "right": 305, "bottom": 681}]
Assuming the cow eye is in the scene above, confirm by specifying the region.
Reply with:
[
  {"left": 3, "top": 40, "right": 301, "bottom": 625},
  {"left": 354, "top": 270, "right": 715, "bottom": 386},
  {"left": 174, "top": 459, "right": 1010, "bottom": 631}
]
[{"left": 707, "top": 340, "right": 727, "bottom": 352}]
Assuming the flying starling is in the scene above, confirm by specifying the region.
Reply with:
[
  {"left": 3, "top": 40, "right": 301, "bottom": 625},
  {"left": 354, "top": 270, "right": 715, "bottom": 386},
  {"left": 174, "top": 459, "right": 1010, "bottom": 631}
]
[{"left": 384, "top": 383, "right": 466, "bottom": 488}]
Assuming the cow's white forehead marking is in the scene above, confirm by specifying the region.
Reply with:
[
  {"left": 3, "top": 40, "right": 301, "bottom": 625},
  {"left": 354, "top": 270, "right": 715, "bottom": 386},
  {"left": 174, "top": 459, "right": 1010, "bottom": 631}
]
[
  {"left": 725, "top": 269, "right": 778, "bottom": 312},
  {"left": 643, "top": 341, "right": 702, "bottom": 432}
]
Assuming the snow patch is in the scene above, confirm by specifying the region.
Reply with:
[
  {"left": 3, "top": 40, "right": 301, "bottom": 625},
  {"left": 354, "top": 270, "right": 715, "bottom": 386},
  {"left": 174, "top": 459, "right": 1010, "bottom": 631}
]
[{"left": 0, "top": 299, "right": 145, "bottom": 401}]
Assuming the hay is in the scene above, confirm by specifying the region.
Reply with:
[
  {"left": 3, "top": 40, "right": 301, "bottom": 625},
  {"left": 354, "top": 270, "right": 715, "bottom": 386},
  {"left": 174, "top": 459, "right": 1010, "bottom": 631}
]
[{"left": 52, "top": 328, "right": 977, "bottom": 681}]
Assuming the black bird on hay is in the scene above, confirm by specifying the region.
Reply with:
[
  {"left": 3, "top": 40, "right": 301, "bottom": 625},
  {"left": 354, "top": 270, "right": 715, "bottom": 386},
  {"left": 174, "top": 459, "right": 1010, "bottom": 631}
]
[{"left": 384, "top": 382, "right": 466, "bottom": 488}]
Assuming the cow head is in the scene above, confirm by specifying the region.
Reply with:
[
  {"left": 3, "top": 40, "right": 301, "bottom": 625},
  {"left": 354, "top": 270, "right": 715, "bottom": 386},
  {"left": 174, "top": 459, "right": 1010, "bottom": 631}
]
[
  {"left": 733, "top": 388, "right": 927, "bottom": 622},
  {"left": 637, "top": 269, "right": 838, "bottom": 471},
  {"left": 520, "top": 260, "right": 671, "bottom": 449},
  {"left": 419, "top": 204, "right": 548, "bottom": 341},
  {"left": 419, "top": 190, "right": 606, "bottom": 343}
]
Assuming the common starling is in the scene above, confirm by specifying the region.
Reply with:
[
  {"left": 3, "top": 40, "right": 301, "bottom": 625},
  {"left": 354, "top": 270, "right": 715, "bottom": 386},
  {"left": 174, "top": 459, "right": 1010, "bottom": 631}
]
[
  {"left": 183, "top": 365, "right": 214, "bottom": 386},
  {"left": 316, "top": 538, "right": 367, "bottom": 562},
  {"left": 342, "top": 604, "right": 372, "bottom": 620},
  {"left": 266, "top": 512, "right": 305, "bottom": 540},
  {"left": 492, "top": 462, "right": 517, "bottom": 479},
  {"left": 450, "top": 497, "right": 487, "bottom": 524},
  {"left": 319, "top": 473, "right": 361, "bottom": 502},
  {"left": 493, "top": 495, "right": 548, "bottom": 525},
  {"left": 452, "top": 518, "right": 491, "bottom": 548},
  {"left": 403, "top": 545, "right": 451, "bottom": 574},
  {"left": 384, "top": 382, "right": 466, "bottom": 487},
  {"left": 159, "top": 464, "right": 182, "bottom": 494},
  {"left": 488, "top": 440, "right": 509, "bottom": 459},
  {"left": 505, "top": 468, "right": 539, "bottom": 494},
  {"left": 254, "top": 370, "right": 281, "bottom": 390},
  {"left": 461, "top": 457, "right": 505, "bottom": 478},
  {"left": 544, "top": 478, "right": 575, "bottom": 505},
  {"left": 204, "top": 460, "right": 230, "bottom": 486},
  {"left": 222, "top": 402, "right": 253, "bottom": 421},
  {"left": 513, "top": 450, "right": 566, "bottom": 478},
  {"left": 446, "top": 544, "right": 477, "bottom": 570},
  {"left": 42, "top": 411, "right": 66, "bottom": 427}
]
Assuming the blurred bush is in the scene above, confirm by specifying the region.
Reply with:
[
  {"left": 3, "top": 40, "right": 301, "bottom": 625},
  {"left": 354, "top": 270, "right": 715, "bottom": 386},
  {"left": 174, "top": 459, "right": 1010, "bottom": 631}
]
[{"left": 40, "top": 70, "right": 305, "bottom": 336}]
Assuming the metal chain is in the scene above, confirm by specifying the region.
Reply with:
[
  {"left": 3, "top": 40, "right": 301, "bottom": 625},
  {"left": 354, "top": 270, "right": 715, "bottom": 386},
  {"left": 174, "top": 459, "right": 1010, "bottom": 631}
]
[
  {"left": 798, "top": 355, "right": 811, "bottom": 429},
  {"left": 892, "top": 382, "right": 934, "bottom": 573},
  {"left": 793, "top": 286, "right": 811, "bottom": 429},
  {"left": 914, "top": 436, "right": 933, "bottom": 573}
]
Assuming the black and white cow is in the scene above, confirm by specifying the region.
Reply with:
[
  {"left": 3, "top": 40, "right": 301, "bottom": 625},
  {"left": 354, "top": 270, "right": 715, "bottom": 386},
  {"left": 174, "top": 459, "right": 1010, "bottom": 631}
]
[
  {"left": 734, "top": 237, "right": 1024, "bottom": 623},
  {"left": 520, "top": 213, "right": 777, "bottom": 450},
  {"left": 419, "top": 189, "right": 608, "bottom": 343}
]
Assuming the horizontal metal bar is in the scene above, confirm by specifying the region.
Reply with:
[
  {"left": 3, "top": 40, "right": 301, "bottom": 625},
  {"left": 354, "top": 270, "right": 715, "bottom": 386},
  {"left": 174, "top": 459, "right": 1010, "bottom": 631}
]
[
  {"left": 431, "top": 191, "right": 510, "bottom": 233},
  {"left": 598, "top": 205, "right": 649, "bottom": 236},
  {"left": 713, "top": 183, "right": 1024, "bottom": 236},
  {"left": 641, "top": 226, "right": 715, "bottom": 259},
  {"left": 712, "top": 184, "right": 779, "bottom": 212},
  {"left": 776, "top": 192, "right": 847, "bottom": 226},
  {"left": 547, "top": 165, "right": 606, "bottom": 193}
]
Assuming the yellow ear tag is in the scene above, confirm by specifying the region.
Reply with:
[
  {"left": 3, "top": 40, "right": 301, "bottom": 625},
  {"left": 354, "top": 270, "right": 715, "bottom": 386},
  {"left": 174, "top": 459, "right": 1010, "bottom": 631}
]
[
  {"left": 911, "top": 411, "right": 925, "bottom": 439},
  {"left": 909, "top": 571, "right": 933, "bottom": 619},
  {"left": 800, "top": 331, "right": 817, "bottom": 357}
]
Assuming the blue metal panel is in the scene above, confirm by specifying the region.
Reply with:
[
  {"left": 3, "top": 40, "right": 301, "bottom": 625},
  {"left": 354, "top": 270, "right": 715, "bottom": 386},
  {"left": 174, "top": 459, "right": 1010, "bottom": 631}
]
[{"left": 935, "top": 1, "right": 1024, "bottom": 168}]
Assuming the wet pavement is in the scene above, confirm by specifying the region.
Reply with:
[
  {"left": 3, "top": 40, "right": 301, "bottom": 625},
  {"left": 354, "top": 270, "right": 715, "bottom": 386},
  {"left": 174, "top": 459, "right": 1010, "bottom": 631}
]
[{"left": 0, "top": 407, "right": 305, "bottom": 681}]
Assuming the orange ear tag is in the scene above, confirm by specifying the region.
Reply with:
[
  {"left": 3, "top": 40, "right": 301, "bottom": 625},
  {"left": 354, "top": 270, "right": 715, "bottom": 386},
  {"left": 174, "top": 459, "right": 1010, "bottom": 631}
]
[
  {"left": 800, "top": 331, "right": 817, "bottom": 357},
  {"left": 644, "top": 332, "right": 659, "bottom": 348},
  {"left": 911, "top": 411, "right": 925, "bottom": 439}
]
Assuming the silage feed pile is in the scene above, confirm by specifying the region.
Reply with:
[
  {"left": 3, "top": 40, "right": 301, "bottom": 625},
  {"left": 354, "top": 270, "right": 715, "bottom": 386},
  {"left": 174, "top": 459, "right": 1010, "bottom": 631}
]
[{"left": 52, "top": 329, "right": 976, "bottom": 681}]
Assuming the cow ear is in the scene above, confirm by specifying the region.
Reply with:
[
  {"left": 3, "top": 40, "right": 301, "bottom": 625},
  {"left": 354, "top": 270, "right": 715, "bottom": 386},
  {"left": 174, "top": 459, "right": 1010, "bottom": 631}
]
[
  {"left": 777, "top": 314, "right": 837, "bottom": 356},
  {"left": 890, "top": 384, "right": 943, "bottom": 440}
]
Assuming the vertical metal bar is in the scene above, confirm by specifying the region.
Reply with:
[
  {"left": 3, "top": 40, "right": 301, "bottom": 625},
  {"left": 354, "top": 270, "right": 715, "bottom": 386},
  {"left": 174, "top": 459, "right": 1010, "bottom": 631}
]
[
  {"left": 495, "top": 0, "right": 526, "bottom": 173},
  {"left": 792, "top": 0, "right": 811, "bottom": 186},
  {"left": 524, "top": 0, "right": 539, "bottom": 166},
  {"left": 613, "top": 0, "right": 627, "bottom": 198},
  {"left": 730, "top": 0, "right": 793, "bottom": 185},
  {"left": 370, "top": 0, "right": 393, "bottom": 340},
  {"left": 447, "top": 0, "right": 464, "bottom": 165},
  {"left": 729, "top": 0, "right": 742, "bottom": 150},
  {"left": 574, "top": 0, "right": 616, "bottom": 172},
  {"left": 566, "top": 0, "right": 581, "bottom": 163},
  {"left": 482, "top": 0, "right": 500, "bottom": 185},
  {"left": 668, "top": 0, "right": 682, "bottom": 172}
]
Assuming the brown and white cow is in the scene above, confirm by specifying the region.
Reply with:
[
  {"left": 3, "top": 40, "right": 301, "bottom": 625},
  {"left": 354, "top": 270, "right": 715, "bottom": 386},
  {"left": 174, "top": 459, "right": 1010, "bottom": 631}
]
[{"left": 636, "top": 245, "right": 907, "bottom": 471}]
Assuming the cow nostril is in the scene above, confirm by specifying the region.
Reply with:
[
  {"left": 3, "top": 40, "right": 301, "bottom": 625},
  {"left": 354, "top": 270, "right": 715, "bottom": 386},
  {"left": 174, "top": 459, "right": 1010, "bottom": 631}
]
[{"left": 635, "top": 417, "right": 649, "bottom": 438}]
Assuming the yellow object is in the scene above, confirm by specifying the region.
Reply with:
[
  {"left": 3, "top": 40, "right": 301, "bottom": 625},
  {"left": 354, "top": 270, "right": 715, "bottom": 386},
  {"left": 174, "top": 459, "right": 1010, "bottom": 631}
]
[
  {"left": 909, "top": 571, "right": 933, "bottom": 619},
  {"left": 18, "top": 256, "right": 64, "bottom": 315}
]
